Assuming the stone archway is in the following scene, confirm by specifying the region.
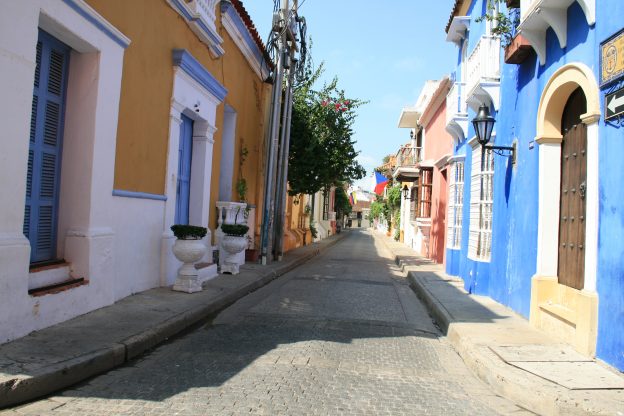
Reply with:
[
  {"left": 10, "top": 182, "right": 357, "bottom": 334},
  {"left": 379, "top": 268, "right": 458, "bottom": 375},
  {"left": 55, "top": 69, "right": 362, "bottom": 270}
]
[{"left": 530, "top": 63, "right": 601, "bottom": 357}]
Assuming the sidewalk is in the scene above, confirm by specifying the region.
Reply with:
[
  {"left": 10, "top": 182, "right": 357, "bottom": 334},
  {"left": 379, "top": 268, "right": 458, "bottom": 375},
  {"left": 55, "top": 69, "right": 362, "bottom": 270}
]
[
  {"left": 377, "top": 232, "right": 624, "bottom": 416},
  {"left": 0, "top": 233, "right": 346, "bottom": 409}
]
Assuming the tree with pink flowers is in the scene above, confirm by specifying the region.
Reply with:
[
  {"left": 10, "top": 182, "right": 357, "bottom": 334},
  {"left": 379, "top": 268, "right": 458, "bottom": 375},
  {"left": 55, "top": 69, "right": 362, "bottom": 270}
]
[{"left": 288, "top": 62, "right": 366, "bottom": 196}]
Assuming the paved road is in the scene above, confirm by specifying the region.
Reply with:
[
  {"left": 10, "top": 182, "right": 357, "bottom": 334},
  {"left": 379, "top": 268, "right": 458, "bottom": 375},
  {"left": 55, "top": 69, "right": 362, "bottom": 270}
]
[{"left": 6, "top": 230, "right": 530, "bottom": 415}]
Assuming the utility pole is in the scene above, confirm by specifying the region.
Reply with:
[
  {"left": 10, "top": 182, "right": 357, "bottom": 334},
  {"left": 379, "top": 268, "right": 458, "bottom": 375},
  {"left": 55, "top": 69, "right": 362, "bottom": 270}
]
[
  {"left": 274, "top": 60, "right": 296, "bottom": 261},
  {"left": 260, "top": 0, "right": 300, "bottom": 265}
]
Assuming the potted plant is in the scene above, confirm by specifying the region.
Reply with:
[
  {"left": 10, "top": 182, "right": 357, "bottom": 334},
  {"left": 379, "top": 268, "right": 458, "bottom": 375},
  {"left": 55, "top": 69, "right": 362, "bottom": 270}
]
[
  {"left": 170, "top": 225, "right": 207, "bottom": 293},
  {"left": 220, "top": 214, "right": 249, "bottom": 275}
]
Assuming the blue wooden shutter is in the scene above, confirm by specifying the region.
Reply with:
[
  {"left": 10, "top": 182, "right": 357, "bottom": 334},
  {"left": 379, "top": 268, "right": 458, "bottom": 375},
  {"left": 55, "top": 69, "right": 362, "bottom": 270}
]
[
  {"left": 25, "top": 30, "right": 70, "bottom": 263},
  {"left": 175, "top": 114, "right": 194, "bottom": 225}
]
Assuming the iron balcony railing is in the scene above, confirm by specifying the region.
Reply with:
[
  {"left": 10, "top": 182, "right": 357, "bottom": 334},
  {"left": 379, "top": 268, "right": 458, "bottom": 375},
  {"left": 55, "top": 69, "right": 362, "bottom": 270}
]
[{"left": 395, "top": 146, "right": 422, "bottom": 168}]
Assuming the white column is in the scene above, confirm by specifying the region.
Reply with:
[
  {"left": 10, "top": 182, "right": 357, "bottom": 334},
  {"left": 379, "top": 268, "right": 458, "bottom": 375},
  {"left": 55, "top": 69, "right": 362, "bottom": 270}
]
[
  {"left": 160, "top": 103, "right": 184, "bottom": 286},
  {"left": 535, "top": 139, "right": 562, "bottom": 276},
  {"left": 582, "top": 115, "right": 600, "bottom": 293},
  {"left": 189, "top": 122, "right": 216, "bottom": 228}
]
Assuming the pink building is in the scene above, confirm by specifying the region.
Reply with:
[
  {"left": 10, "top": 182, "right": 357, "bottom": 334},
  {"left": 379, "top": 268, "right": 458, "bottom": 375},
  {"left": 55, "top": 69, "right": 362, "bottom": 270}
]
[{"left": 396, "top": 77, "right": 453, "bottom": 265}]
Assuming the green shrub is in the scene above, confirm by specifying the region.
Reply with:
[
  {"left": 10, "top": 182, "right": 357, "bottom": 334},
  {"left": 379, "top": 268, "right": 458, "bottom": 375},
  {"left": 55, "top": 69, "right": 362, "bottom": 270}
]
[
  {"left": 171, "top": 225, "right": 207, "bottom": 239},
  {"left": 309, "top": 220, "right": 318, "bottom": 239},
  {"left": 221, "top": 223, "right": 249, "bottom": 236}
]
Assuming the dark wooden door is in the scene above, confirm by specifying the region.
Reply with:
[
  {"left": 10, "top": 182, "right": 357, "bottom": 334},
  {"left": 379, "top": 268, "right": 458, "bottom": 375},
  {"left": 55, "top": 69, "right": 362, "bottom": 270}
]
[{"left": 558, "top": 89, "right": 587, "bottom": 290}]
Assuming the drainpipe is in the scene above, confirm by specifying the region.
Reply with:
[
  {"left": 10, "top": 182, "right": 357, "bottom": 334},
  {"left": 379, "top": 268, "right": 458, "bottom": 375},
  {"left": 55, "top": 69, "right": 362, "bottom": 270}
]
[
  {"left": 273, "top": 61, "right": 296, "bottom": 261},
  {"left": 259, "top": 18, "right": 286, "bottom": 265}
]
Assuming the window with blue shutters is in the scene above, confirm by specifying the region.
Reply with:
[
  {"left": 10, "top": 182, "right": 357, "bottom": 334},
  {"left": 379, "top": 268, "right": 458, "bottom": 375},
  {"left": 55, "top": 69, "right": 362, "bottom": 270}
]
[
  {"left": 24, "top": 30, "right": 70, "bottom": 264},
  {"left": 175, "top": 114, "right": 194, "bottom": 225}
]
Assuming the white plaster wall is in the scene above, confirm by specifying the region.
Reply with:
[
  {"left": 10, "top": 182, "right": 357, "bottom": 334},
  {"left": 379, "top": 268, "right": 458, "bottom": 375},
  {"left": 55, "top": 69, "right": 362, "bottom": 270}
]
[
  {"left": 0, "top": 0, "right": 127, "bottom": 343},
  {"left": 0, "top": 2, "right": 38, "bottom": 342},
  {"left": 112, "top": 198, "right": 165, "bottom": 299}
]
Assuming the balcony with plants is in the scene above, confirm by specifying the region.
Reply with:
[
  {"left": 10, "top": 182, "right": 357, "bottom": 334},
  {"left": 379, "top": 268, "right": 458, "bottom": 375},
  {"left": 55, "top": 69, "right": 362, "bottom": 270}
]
[{"left": 392, "top": 144, "right": 422, "bottom": 181}]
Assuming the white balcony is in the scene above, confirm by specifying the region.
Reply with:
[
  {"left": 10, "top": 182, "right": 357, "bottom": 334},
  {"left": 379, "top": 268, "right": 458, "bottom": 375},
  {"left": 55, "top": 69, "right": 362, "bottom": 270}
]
[
  {"left": 518, "top": 0, "right": 595, "bottom": 65},
  {"left": 465, "top": 35, "right": 501, "bottom": 112},
  {"left": 392, "top": 146, "right": 422, "bottom": 181},
  {"left": 445, "top": 82, "right": 469, "bottom": 141}
]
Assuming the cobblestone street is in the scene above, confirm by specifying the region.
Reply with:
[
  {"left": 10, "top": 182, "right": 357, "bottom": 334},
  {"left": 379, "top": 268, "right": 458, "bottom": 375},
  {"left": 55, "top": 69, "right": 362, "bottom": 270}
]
[{"left": 5, "top": 230, "right": 530, "bottom": 415}]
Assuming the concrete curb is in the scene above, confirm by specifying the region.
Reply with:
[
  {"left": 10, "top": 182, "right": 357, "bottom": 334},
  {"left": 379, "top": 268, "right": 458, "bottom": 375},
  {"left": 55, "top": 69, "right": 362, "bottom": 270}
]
[
  {"left": 0, "top": 232, "right": 346, "bottom": 409},
  {"left": 386, "top": 243, "right": 624, "bottom": 416},
  {"left": 405, "top": 268, "right": 613, "bottom": 416}
]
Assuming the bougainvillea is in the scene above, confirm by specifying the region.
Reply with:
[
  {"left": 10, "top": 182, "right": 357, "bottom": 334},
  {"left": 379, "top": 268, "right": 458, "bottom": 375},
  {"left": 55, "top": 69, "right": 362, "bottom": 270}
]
[{"left": 288, "top": 62, "right": 366, "bottom": 196}]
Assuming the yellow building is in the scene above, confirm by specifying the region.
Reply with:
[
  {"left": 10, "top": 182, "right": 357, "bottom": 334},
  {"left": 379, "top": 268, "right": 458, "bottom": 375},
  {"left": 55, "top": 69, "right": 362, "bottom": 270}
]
[{"left": 87, "top": 0, "right": 273, "bottom": 284}]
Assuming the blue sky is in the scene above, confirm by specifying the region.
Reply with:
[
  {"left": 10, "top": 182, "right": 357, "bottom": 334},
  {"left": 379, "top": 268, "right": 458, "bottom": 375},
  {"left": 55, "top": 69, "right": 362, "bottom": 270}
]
[{"left": 242, "top": 1, "right": 458, "bottom": 189}]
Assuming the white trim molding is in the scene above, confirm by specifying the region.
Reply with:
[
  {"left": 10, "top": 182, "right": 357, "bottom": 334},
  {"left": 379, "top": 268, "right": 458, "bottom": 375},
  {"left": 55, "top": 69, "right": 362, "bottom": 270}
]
[
  {"left": 161, "top": 52, "right": 224, "bottom": 286},
  {"left": 518, "top": 0, "right": 596, "bottom": 65},
  {"left": 166, "top": 0, "right": 225, "bottom": 58},
  {"left": 61, "top": 0, "right": 130, "bottom": 48},
  {"left": 446, "top": 16, "right": 470, "bottom": 46},
  {"left": 222, "top": 7, "right": 271, "bottom": 80},
  {"left": 535, "top": 63, "right": 601, "bottom": 292}
]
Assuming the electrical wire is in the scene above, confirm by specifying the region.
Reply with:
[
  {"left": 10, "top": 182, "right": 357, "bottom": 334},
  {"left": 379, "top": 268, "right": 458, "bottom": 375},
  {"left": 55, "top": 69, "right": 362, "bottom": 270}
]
[{"left": 261, "top": 0, "right": 310, "bottom": 83}]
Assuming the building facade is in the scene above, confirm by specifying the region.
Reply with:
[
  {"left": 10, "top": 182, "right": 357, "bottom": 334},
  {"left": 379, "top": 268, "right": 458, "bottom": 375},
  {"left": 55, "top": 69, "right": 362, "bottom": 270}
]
[
  {"left": 397, "top": 79, "right": 453, "bottom": 264},
  {"left": 0, "top": 0, "right": 271, "bottom": 343},
  {"left": 442, "top": 0, "right": 624, "bottom": 371}
]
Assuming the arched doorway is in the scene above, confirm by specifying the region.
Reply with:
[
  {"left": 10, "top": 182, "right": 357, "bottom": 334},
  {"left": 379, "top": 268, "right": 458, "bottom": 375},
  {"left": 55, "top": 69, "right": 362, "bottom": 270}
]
[{"left": 530, "top": 63, "right": 600, "bottom": 357}]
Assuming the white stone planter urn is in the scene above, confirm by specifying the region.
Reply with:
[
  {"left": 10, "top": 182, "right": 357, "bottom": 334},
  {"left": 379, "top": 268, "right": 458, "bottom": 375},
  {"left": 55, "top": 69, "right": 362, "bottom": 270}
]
[
  {"left": 216, "top": 202, "right": 250, "bottom": 275},
  {"left": 221, "top": 235, "right": 248, "bottom": 274},
  {"left": 170, "top": 225, "right": 207, "bottom": 293}
]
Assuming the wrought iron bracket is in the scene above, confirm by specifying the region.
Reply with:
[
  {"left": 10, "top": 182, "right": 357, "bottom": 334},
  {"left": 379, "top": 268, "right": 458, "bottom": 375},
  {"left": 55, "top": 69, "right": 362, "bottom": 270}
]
[{"left": 484, "top": 142, "right": 516, "bottom": 165}]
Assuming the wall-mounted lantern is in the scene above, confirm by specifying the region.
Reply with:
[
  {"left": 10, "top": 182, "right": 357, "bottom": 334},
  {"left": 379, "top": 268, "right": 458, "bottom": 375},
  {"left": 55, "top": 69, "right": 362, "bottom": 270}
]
[
  {"left": 472, "top": 104, "right": 516, "bottom": 164},
  {"left": 402, "top": 184, "right": 415, "bottom": 201}
]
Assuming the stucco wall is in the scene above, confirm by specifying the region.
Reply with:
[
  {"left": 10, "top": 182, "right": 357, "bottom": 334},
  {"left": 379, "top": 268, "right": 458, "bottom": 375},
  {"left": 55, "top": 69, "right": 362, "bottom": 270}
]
[
  {"left": 86, "top": 0, "right": 270, "bottom": 228},
  {"left": 425, "top": 101, "right": 452, "bottom": 264},
  {"left": 593, "top": 0, "right": 624, "bottom": 372},
  {"left": 484, "top": 0, "right": 624, "bottom": 370}
]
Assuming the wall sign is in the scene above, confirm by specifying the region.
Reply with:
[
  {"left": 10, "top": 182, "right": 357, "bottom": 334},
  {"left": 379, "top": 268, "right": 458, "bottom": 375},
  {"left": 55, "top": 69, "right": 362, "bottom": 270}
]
[
  {"left": 605, "top": 87, "right": 624, "bottom": 121},
  {"left": 600, "top": 28, "right": 624, "bottom": 87}
]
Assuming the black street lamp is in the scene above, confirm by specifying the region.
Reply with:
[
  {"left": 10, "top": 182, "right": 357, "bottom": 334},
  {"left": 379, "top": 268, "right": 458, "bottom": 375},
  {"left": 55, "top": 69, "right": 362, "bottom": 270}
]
[
  {"left": 472, "top": 104, "right": 516, "bottom": 164},
  {"left": 402, "top": 184, "right": 414, "bottom": 201}
]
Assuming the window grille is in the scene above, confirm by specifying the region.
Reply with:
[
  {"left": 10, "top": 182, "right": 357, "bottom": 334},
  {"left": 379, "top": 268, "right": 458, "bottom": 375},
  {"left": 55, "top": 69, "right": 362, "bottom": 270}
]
[
  {"left": 419, "top": 168, "right": 433, "bottom": 218},
  {"left": 468, "top": 146, "right": 493, "bottom": 260},
  {"left": 447, "top": 161, "right": 465, "bottom": 249}
]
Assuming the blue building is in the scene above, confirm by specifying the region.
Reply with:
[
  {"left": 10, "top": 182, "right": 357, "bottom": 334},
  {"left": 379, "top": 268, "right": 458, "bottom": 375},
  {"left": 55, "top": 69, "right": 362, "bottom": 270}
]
[{"left": 443, "top": 0, "right": 624, "bottom": 371}]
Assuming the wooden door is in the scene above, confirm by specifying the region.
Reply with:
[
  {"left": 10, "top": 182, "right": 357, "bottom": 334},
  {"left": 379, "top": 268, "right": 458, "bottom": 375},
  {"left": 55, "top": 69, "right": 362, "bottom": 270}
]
[{"left": 558, "top": 89, "right": 587, "bottom": 290}]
